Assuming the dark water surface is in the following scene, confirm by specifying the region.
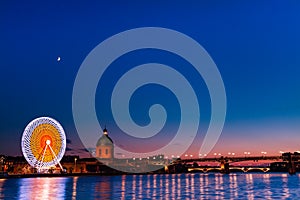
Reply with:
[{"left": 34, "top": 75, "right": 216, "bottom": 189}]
[{"left": 1, "top": 173, "right": 300, "bottom": 199}]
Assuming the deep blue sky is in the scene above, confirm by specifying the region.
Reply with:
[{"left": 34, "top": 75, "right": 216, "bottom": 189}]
[{"left": 1, "top": 1, "right": 300, "bottom": 156}]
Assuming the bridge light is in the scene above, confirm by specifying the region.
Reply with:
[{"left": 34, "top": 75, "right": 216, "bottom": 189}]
[{"left": 261, "top": 151, "right": 267, "bottom": 155}]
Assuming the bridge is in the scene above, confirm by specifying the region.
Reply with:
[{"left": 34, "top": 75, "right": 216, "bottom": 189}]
[
  {"left": 166, "top": 155, "right": 298, "bottom": 174},
  {"left": 187, "top": 166, "right": 271, "bottom": 173},
  {"left": 180, "top": 155, "right": 282, "bottom": 163}
]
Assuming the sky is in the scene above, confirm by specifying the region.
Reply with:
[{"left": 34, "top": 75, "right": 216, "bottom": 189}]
[{"left": 1, "top": 1, "right": 300, "bottom": 157}]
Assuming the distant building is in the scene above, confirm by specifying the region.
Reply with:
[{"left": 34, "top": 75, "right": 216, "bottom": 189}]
[{"left": 95, "top": 128, "right": 114, "bottom": 159}]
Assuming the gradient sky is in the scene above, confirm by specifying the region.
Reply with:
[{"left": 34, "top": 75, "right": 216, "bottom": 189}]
[{"left": 1, "top": 1, "right": 300, "bottom": 157}]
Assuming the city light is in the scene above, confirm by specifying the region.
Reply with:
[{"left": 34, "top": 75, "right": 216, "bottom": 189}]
[
  {"left": 244, "top": 152, "right": 250, "bottom": 156},
  {"left": 261, "top": 151, "right": 267, "bottom": 156}
]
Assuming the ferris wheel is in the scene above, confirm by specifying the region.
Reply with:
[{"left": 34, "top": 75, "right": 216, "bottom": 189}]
[{"left": 21, "top": 117, "right": 66, "bottom": 172}]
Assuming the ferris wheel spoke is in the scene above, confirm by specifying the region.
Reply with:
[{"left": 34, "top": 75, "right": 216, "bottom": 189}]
[
  {"left": 39, "top": 144, "right": 48, "bottom": 170},
  {"left": 48, "top": 143, "right": 63, "bottom": 171}
]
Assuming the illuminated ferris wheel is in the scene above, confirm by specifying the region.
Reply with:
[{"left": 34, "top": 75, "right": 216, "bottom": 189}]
[{"left": 21, "top": 117, "right": 66, "bottom": 172}]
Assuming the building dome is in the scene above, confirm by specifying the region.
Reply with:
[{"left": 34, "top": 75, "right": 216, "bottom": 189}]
[{"left": 96, "top": 134, "right": 113, "bottom": 146}]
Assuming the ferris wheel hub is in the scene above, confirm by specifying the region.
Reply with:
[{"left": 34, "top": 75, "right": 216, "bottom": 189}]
[{"left": 46, "top": 140, "right": 51, "bottom": 145}]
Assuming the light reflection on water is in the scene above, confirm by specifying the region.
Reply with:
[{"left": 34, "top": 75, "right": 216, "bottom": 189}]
[
  {"left": 1, "top": 173, "right": 300, "bottom": 199},
  {"left": 0, "top": 179, "right": 5, "bottom": 199},
  {"left": 18, "top": 177, "right": 67, "bottom": 199},
  {"left": 72, "top": 176, "right": 78, "bottom": 200}
]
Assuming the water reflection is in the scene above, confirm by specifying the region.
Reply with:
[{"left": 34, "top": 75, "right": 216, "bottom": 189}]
[
  {"left": 263, "top": 174, "right": 272, "bottom": 198},
  {"left": 72, "top": 176, "right": 78, "bottom": 200},
  {"left": 18, "top": 177, "right": 67, "bottom": 199},
  {"left": 229, "top": 174, "right": 238, "bottom": 198},
  {"left": 281, "top": 174, "right": 290, "bottom": 198},
  {"left": 177, "top": 174, "right": 181, "bottom": 198},
  {"left": 121, "top": 175, "right": 126, "bottom": 200},
  {"left": 0, "top": 173, "right": 300, "bottom": 199},
  {"left": 94, "top": 176, "right": 113, "bottom": 199},
  {"left": 0, "top": 179, "right": 5, "bottom": 199},
  {"left": 245, "top": 174, "right": 254, "bottom": 199}
]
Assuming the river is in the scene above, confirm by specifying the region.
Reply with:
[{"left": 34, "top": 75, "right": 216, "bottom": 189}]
[{"left": 1, "top": 173, "right": 300, "bottom": 199}]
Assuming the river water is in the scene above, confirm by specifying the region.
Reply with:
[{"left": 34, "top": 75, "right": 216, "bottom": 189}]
[{"left": 1, "top": 173, "right": 300, "bottom": 199}]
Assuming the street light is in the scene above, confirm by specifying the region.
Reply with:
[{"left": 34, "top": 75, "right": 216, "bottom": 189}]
[
  {"left": 74, "top": 158, "right": 77, "bottom": 173},
  {"left": 261, "top": 151, "right": 267, "bottom": 157},
  {"left": 0, "top": 156, "right": 5, "bottom": 171},
  {"left": 244, "top": 152, "right": 250, "bottom": 157}
]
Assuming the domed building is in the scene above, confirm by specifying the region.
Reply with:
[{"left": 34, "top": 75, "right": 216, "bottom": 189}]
[{"left": 96, "top": 128, "right": 114, "bottom": 159}]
